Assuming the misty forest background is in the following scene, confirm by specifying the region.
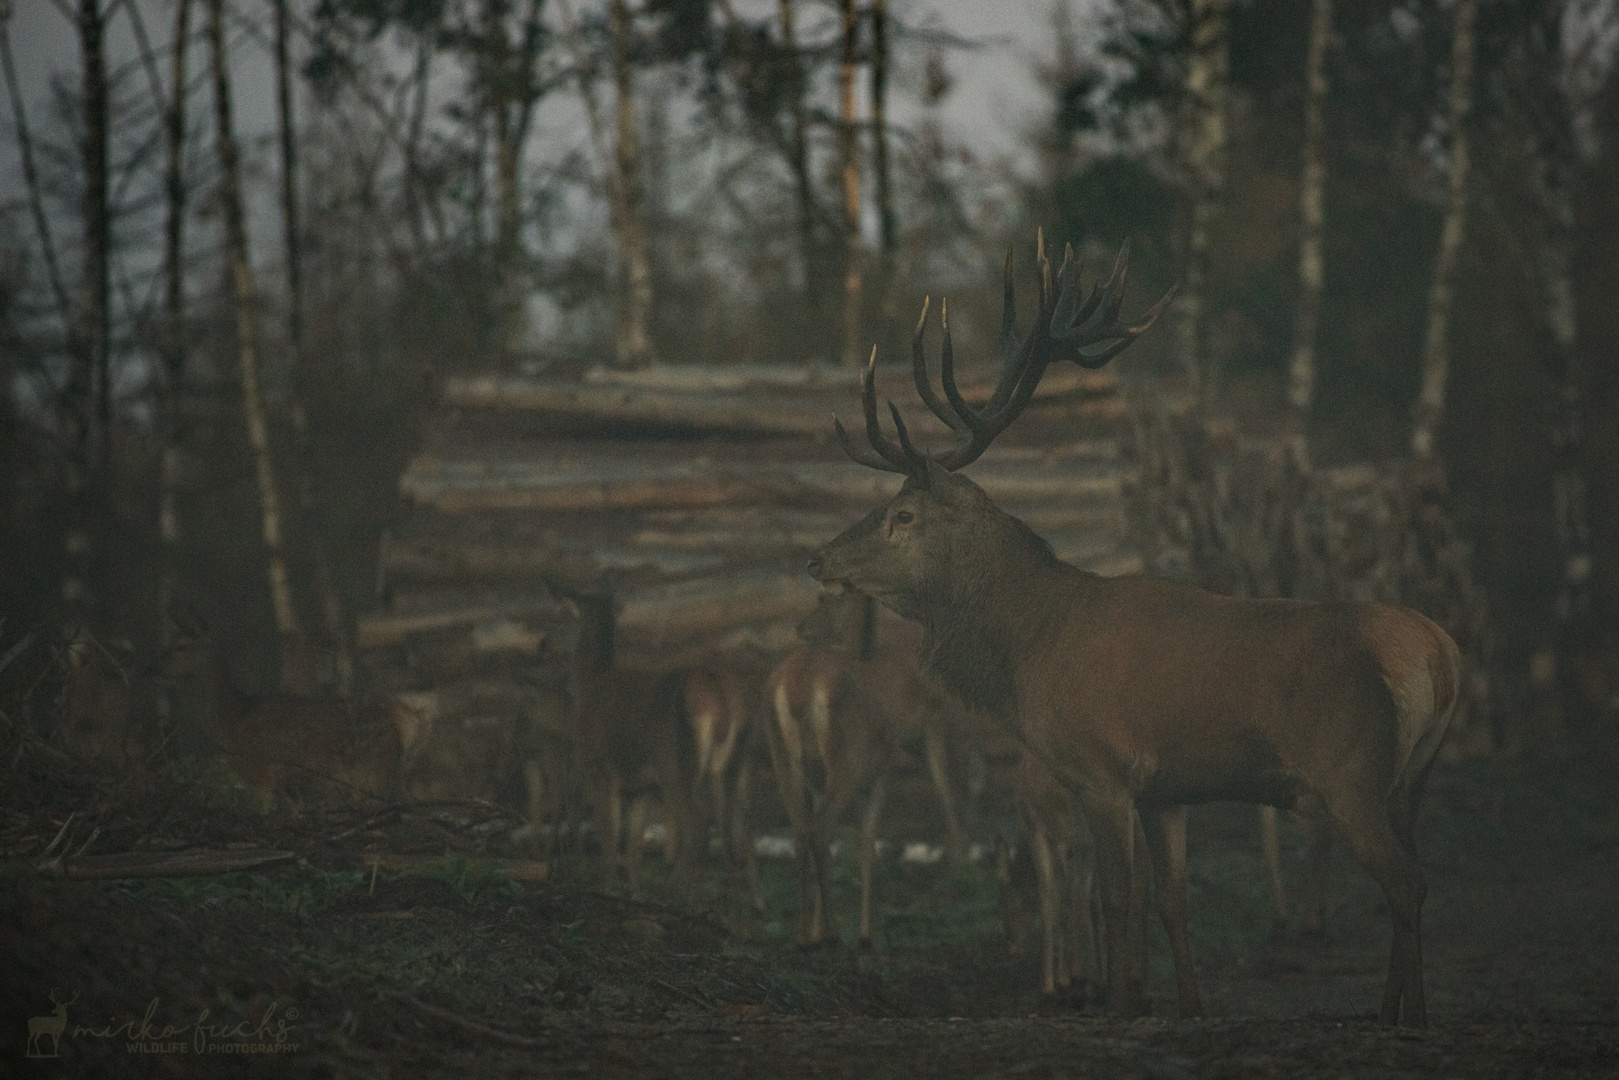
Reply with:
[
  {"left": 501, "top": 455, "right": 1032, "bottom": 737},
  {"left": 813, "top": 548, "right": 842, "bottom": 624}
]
[{"left": 1, "top": 0, "right": 1616, "bottom": 748}]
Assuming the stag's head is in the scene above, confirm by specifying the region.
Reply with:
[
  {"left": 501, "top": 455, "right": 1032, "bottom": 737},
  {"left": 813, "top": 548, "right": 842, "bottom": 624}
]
[{"left": 808, "top": 236, "right": 1172, "bottom": 620}]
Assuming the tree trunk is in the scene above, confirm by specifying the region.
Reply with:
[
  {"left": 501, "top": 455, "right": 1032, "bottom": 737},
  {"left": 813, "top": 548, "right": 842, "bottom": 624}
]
[
  {"left": 1287, "top": 0, "right": 1331, "bottom": 465},
  {"left": 610, "top": 0, "right": 653, "bottom": 366},
  {"left": 1175, "top": 0, "right": 1231, "bottom": 407},
  {"left": 869, "top": 0, "right": 893, "bottom": 257},
  {"left": 490, "top": 6, "right": 522, "bottom": 353},
  {"left": 273, "top": 0, "right": 351, "bottom": 694},
  {"left": 838, "top": 0, "right": 864, "bottom": 367},
  {"left": 778, "top": 0, "right": 821, "bottom": 329},
  {"left": 1411, "top": 0, "right": 1476, "bottom": 461},
  {"left": 207, "top": 0, "right": 301, "bottom": 662},
  {"left": 159, "top": 0, "right": 193, "bottom": 649},
  {"left": 1538, "top": 155, "right": 1596, "bottom": 723},
  {"left": 80, "top": 0, "right": 110, "bottom": 476},
  {"left": 0, "top": 19, "right": 73, "bottom": 334},
  {"left": 61, "top": 0, "right": 111, "bottom": 622}
]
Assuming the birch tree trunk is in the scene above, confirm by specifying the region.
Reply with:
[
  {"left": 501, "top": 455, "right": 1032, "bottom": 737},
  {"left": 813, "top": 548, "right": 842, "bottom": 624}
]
[
  {"left": 1536, "top": 147, "right": 1598, "bottom": 729},
  {"left": 159, "top": 0, "right": 193, "bottom": 649},
  {"left": 838, "top": 0, "right": 864, "bottom": 368},
  {"left": 273, "top": 0, "right": 351, "bottom": 694},
  {"left": 1287, "top": 0, "right": 1332, "bottom": 466},
  {"left": 207, "top": 0, "right": 301, "bottom": 661},
  {"left": 1175, "top": 0, "right": 1231, "bottom": 407},
  {"left": 778, "top": 0, "right": 822, "bottom": 329},
  {"left": 1411, "top": 0, "right": 1477, "bottom": 461},
  {"left": 610, "top": 0, "right": 653, "bottom": 366}
]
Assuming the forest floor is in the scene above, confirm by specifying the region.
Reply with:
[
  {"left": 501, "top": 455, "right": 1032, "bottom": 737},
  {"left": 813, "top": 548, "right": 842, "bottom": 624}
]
[{"left": 4, "top": 744, "right": 1618, "bottom": 1079}]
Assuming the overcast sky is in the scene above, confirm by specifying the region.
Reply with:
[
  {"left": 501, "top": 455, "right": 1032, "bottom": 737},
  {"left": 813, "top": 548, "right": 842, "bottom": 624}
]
[{"left": 1, "top": 0, "right": 1087, "bottom": 208}]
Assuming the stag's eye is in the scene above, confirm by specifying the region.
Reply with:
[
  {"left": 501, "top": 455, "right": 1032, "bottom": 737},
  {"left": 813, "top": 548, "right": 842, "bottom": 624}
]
[{"left": 894, "top": 510, "right": 914, "bottom": 525}]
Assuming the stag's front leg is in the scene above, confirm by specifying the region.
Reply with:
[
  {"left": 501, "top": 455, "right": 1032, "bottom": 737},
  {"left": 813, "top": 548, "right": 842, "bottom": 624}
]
[
  {"left": 1141, "top": 804, "right": 1203, "bottom": 1018},
  {"left": 1084, "top": 793, "right": 1149, "bottom": 1017}
]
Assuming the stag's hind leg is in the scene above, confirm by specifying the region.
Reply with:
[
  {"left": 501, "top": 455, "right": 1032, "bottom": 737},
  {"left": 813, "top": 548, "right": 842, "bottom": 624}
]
[{"left": 1325, "top": 788, "right": 1429, "bottom": 1026}]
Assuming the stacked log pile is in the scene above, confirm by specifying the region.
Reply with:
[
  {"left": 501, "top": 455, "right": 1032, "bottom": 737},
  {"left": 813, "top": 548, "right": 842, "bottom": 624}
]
[
  {"left": 357, "top": 362, "right": 1142, "bottom": 716},
  {"left": 1122, "top": 406, "right": 1495, "bottom": 753}
]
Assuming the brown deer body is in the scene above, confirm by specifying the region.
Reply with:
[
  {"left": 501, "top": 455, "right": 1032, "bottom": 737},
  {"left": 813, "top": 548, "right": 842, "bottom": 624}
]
[
  {"left": 799, "top": 592, "right": 973, "bottom": 863},
  {"left": 807, "top": 239, "right": 1458, "bottom": 1025},
  {"left": 570, "top": 595, "right": 699, "bottom": 897},
  {"left": 684, "top": 665, "right": 765, "bottom": 909},
  {"left": 1000, "top": 753, "right": 1102, "bottom": 1001},
  {"left": 160, "top": 633, "right": 412, "bottom": 811},
  {"left": 764, "top": 632, "right": 896, "bottom": 946}
]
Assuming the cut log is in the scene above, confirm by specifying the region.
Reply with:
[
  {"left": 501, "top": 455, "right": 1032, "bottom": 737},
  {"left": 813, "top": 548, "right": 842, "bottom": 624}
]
[
  {"left": 33, "top": 848, "right": 295, "bottom": 880},
  {"left": 402, "top": 454, "right": 1122, "bottom": 515},
  {"left": 355, "top": 600, "right": 577, "bottom": 650},
  {"left": 617, "top": 568, "right": 821, "bottom": 641},
  {"left": 443, "top": 365, "right": 1118, "bottom": 435}
]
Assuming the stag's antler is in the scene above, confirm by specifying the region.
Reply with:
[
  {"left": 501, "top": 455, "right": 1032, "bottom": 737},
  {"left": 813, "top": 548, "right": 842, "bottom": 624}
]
[{"left": 835, "top": 234, "right": 1175, "bottom": 476}]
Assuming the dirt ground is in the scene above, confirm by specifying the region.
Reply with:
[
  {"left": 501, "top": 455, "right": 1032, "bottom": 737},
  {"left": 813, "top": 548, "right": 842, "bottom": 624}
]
[{"left": 3, "top": 747, "right": 1618, "bottom": 1079}]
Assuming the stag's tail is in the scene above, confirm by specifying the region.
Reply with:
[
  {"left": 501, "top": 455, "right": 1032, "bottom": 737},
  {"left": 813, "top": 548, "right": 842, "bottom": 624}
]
[{"left": 1368, "top": 608, "right": 1461, "bottom": 803}]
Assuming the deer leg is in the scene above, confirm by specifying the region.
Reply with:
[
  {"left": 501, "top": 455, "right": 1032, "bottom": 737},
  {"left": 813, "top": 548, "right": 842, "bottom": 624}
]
[
  {"left": 598, "top": 772, "right": 623, "bottom": 890},
  {"left": 858, "top": 774, "right": 887, "bottom": 948},
  {"left": 924, "top": 728, "right": 969, "bottom": 867},
  {"left": 1302, "top": 811, "right": 1332, "bottom": 936},
  {"left": 808, "top": 820, "right": 836, "bottom": 946},
  {"left": 1083, "top": 793, "right": 1148, "bottom": 1018},
  {"left": 1259, "top": 804, "right": 1288, "bottom": 929},
  {"left": 1068, "top": 818, "right": 1101, "bottom": 999},
  {"left": 624, "top": 795, "right": 648, "bottom": 897},
  {"left": 1127, "top": 811, "right": 1152, "bottom": 1009},
  {"left": 1142, "top": 805, "right": 1203, "bottom": 1018},
  {"left": 1031, "top": 822, "right": 1060, "bottom": 997},
  {"left": 732, "top": 751, "right": 765, "bottom": 913},
  {"left": 1330, "top": 792, "right": 1429, "bottom": 1026}
]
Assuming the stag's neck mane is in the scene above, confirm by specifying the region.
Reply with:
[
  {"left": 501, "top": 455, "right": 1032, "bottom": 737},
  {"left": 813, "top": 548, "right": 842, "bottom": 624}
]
[{"left": 916, "top": 504, "right": 1067, "bottom": 719}]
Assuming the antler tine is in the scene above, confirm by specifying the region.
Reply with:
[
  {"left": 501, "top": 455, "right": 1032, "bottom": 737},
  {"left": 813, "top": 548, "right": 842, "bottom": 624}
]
[
  {"left": 938, "top": 298, "right": 977, "bottom": 424},
  {"left": 860, "top": 346, "right": 920, "bottom": 472},
  {"left": 1051, "top": 238, "right": 1178, "bottom": 369},
  {"left": 934, "top": 343, "right": 1056, "bottom": 470},
  {"left": 834, "top": 416, "right": 904, "bottom": 473},
  {"left": 999, "top": 247, "right": 1017, "bottom": 355},
  {"left": 910, "top": 296, "right": 969, "bottom": 435},
  {"left": 889, "top": 401, "right": 924, "bottom": 461},
  {"left": 1069, "top": 281, "right": 1180, "bottom": 369}
]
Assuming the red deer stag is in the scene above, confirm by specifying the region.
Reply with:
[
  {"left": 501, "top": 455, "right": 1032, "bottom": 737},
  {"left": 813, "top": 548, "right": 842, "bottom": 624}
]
[{"left": 807, "top": 237, "right": 1458, "bottom": 1025}]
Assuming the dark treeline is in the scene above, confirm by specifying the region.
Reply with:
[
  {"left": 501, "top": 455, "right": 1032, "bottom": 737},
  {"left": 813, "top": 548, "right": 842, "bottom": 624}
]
[{"left": 0, "top": 0, "right": 1614, "bottom": 737}]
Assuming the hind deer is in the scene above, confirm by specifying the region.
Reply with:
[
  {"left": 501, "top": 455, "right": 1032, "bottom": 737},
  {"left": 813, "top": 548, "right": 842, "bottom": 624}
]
[
  {"left": 569, "top": 593, "right": 699, "bottom": 897},
  {"left": 684, "top": 664, "right": 765, "bottom": 910},
  {"left": 159, "top": 629, "right": 415, "bottom": 812},
  {"left": 807, "top": 237, "right": 1458, "bottom": 1025}
]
